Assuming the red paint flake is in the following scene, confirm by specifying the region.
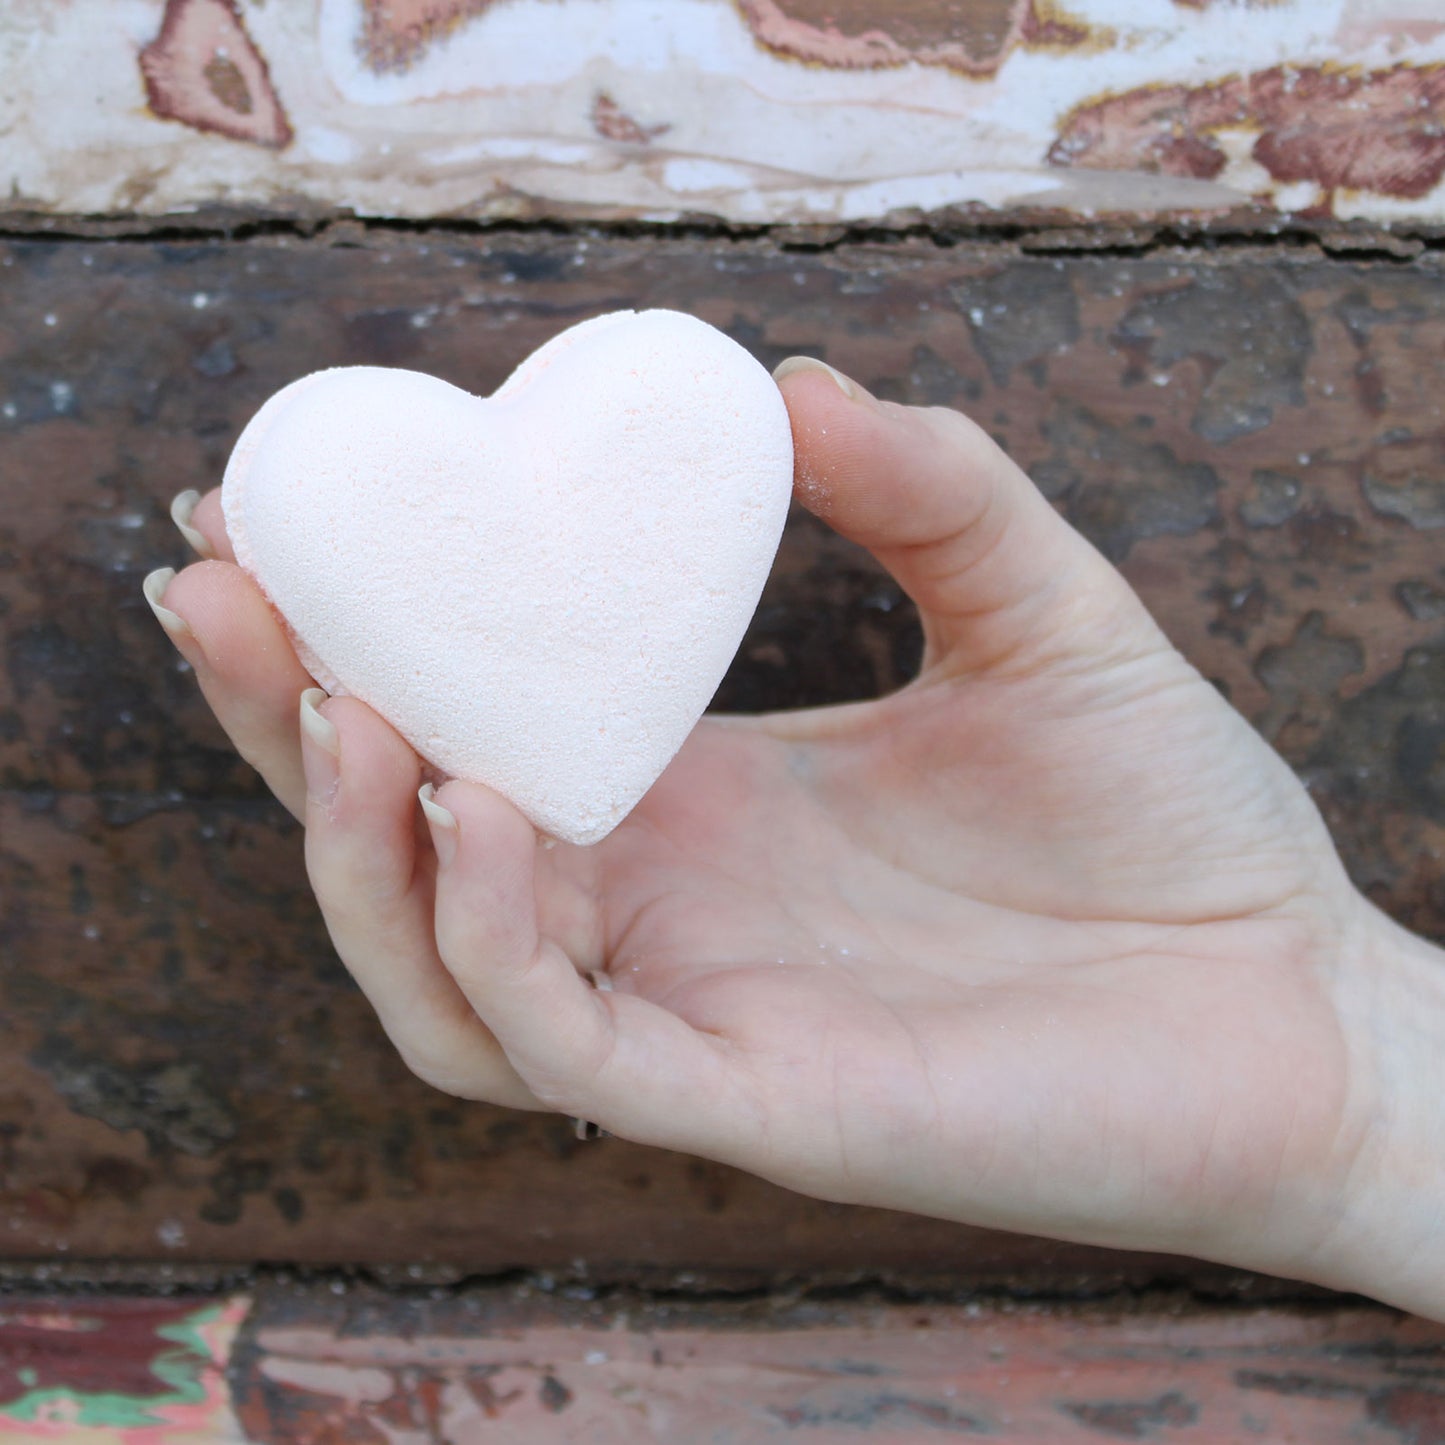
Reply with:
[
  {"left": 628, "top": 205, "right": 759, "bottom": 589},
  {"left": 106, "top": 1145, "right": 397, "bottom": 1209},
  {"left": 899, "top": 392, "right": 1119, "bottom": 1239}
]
[
  {"left": 0, "top": 1299, "right": 198, "bottom": 1405},
  {"left": 737, "top": 0, "right": 1030, "bottom": 75},
  {"left": 358, "top": 0, "right": 499, "bottom": 74},
  {"left": 1020, "top": 0, "right": 1091, "bottom": 48},
  {"left": 140, "top": 0, "right": 292, "bottom": 149},
  {"left": 591, "top": 92, "right": 672, "bottom": 145},
  {"left": 1250, "top": 64, "right": 1445, "bottom": 200},
  {"left": 232, "top": 1303, "right": 1445, "bottom": 1444},
  {"left": 1050, "top": 62, "right": 1445, "bottom": 204},
  {"left": 352, "top": 0, "right": 1094, "bottom": 78}
]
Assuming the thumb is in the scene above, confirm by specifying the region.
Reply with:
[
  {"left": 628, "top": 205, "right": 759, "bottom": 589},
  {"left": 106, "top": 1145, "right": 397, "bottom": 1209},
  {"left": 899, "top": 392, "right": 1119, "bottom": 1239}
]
[{"left": 773, "top": 357, "right": 1165, "bottom": 678}]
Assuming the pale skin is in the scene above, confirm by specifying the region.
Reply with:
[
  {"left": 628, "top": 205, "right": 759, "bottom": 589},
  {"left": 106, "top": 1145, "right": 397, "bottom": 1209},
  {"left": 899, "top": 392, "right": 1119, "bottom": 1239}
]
[{"left": 150, "top": 359, "right": 1445, "bottom": 1319}]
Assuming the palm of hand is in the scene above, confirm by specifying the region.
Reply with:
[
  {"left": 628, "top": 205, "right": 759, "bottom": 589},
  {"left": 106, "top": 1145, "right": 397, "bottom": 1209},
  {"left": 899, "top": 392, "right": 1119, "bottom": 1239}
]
[{"left": 561, "top": 645, "right": 1353, "bottom": 1256}]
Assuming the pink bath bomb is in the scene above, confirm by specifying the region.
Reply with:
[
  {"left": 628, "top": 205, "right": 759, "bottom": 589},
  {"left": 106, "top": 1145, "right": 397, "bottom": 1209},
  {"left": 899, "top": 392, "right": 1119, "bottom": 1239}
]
[{"left": 223, "top": 309, "right": 794, "bottom": 844}]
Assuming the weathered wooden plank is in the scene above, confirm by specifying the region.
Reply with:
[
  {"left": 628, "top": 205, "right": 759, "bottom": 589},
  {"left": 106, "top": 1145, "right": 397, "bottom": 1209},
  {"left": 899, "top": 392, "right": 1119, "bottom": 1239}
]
[
  {"left": 7, "top": 1289, "right": 1443, "bottom": 1443},
  {"left": 2, "top": 789, "right": 1271, "bottom": 1288},
  {"left": 229, "top": 1293, "right": 1445, "bottom": 1444},
  {"left": 5, "top": 233, "right": 1443, "bottom": 915},
  {"left": 7, "top": 0, "right": 1444, "bottom": 227},
  {"left": 3, "top": 232, "right": 1443, "bottom": 1279}
]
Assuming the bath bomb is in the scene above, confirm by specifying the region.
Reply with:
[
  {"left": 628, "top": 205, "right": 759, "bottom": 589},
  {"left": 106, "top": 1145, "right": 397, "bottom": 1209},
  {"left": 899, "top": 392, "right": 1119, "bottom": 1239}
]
[{"left": 222, "top": 309, "right": 794, "bottom": 845}]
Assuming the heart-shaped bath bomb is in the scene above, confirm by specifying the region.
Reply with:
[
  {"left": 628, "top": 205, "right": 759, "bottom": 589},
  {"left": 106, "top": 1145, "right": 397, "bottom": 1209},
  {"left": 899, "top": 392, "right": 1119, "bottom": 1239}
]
[{"left": 222, "top": 309, "right": 793, "bottom": 845}]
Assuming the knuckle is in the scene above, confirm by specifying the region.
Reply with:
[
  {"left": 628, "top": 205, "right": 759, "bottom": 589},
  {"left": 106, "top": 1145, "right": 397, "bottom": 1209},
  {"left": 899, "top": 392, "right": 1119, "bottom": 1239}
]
[{"left": 398, "top": 1050, "right": 480, "bottom": 1099}]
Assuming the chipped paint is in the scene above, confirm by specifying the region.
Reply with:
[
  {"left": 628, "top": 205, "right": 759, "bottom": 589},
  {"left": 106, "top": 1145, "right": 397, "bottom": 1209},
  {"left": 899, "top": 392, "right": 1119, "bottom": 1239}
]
[
  {"left": 590, "top": 91, "right": 670, "bottom": 145},
  {"left": 4, "top": 1288, "right": 1443, "bottom": 1442},
  {"left": 1051, "top": 62, "right": 1445, "bottom": 212},
  {"left": 140, "top": 0, "right": 293, "bottom": 149},
  {"left": 1361, "top": 431, "right": 1445, "bottom": 529},
  {"left": 0, "top": 1299, "right": 248, "bottom": 1442},
  {"left": 3, "top": 0, "right": 1445, "bottom": 222},
  {"left": 359, "top": 0, "right": 500, "bottom": 73},
  {"left": 738, "top": 0, "right": 1034, "bottom": 74},
  {"left": 227, "top": 1291, "right": 1445, "bottom": 1443}
]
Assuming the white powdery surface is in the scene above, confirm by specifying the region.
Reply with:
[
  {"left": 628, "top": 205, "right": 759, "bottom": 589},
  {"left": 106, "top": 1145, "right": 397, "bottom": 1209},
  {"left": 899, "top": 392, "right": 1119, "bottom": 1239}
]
[{"left": 223, "top": 309, "right": 794, "bottom": 844}]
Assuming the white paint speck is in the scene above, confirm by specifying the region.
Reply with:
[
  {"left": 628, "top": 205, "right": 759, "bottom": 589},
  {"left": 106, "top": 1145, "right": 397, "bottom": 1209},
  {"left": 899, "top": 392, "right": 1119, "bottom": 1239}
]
[
  {"left": 304, "top": 126, "right": 359, "bottom": 164},
  {"left": 156, "top": 1218, "right": 187, "bottom": 1248}
]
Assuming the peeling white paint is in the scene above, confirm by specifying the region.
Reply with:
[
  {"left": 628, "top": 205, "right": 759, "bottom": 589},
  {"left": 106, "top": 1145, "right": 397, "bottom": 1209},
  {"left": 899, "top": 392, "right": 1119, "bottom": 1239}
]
[{"left": 2, "top": 0, "right": 1442, "bottom": 223}]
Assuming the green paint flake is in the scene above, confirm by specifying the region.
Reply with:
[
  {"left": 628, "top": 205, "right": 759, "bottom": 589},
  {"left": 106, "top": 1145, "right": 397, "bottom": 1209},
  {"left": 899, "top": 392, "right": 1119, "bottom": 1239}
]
[{"left": 0, "top": 1302, "right": 224, "bottom": 1430}]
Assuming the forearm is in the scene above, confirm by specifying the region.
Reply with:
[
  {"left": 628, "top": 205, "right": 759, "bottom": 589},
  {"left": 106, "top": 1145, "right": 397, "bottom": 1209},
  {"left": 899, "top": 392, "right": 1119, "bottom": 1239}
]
[{"left": 1303, "top": 901, "right": 1445, "bottom": 1318}]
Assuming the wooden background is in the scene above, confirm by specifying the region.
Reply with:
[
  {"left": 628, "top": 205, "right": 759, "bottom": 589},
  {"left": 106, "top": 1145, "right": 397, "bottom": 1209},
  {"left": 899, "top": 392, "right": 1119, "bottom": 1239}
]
[
  {"left": 4, "top": 230, "right": 1443, "bottom": 1287},
  {"left": 4, "top": 0, "right": 1445, "bottom": 1437}
]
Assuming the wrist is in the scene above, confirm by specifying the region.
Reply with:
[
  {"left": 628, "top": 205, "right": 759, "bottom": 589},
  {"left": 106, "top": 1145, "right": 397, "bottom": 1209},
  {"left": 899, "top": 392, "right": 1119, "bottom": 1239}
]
[{"left": 1294, "top": 898, "right": 1445, "bottom": 1317}]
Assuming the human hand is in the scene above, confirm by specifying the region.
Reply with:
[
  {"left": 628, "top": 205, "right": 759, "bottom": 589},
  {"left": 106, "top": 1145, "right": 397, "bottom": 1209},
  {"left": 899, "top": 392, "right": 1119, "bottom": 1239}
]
[{"left": 149, "top": 358, "right": 1445, "bottom": 1318}]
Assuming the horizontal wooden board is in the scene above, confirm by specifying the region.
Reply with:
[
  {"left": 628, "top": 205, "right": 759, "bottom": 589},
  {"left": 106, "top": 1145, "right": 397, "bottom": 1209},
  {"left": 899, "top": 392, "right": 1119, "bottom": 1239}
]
[
  {"left": 3, "top": 1288, "right": 1444, "bottom": 1443},
  {"left": 0, "top": 789, "right": 1301, "bottom": 1289},
  {"left": 2, "top": 232, "right": 1443, "bottom": 1282},
  {"left": 9, "top": 0, "right": 1445, "bottom": 227}
]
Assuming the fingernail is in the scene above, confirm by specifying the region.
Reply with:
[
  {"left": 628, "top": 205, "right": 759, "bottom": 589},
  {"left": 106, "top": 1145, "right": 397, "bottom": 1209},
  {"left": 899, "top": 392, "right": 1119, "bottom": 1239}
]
[
  {"left": 299, "top": 687, "right": 339, "bottom": 806},
  {"left": 142, "top": 567, "right": 195, "bottom": 646},
  {"left": 169, "top": 489, "right": 214, "bottom": 559},
  {"left": 418, "top": 782, "right": 458, "bottom": 867},
  {"left": 772, "top": 355, "right": 858, "bottom": 400}
]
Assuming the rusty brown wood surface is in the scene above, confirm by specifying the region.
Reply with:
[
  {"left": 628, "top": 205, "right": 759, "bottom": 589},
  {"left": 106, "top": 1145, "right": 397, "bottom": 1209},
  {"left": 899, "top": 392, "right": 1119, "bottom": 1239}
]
[{"left": 2, "top": 231, "right": 1443, "bottom": 1282}]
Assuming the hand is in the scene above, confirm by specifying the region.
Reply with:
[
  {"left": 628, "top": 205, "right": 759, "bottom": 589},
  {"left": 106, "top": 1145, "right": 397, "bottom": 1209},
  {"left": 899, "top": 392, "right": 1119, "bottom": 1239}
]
[{"left": 151, "top": 358, "right": 1445, "bottom": 1318}]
